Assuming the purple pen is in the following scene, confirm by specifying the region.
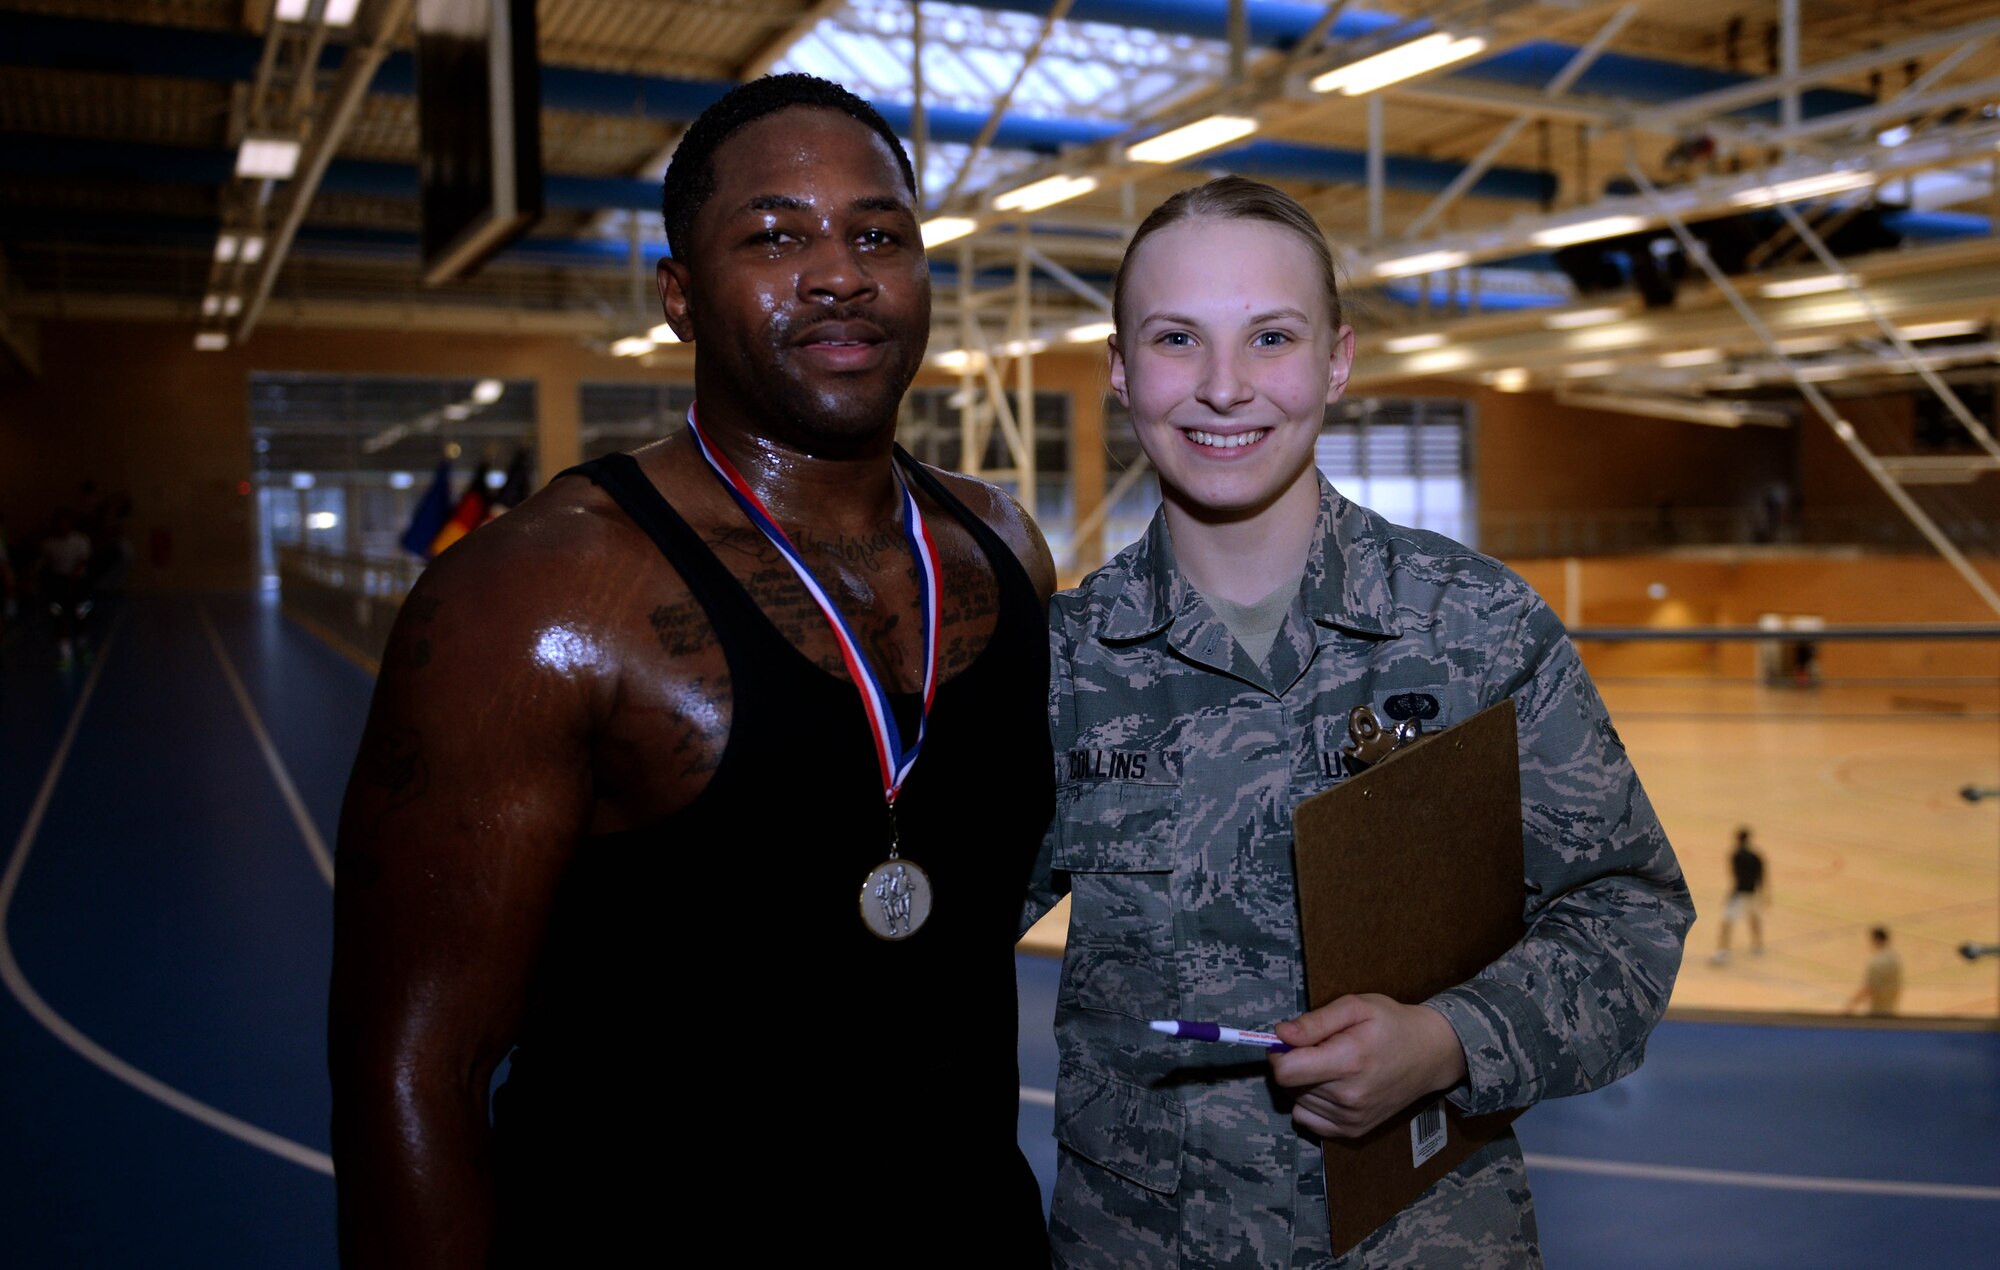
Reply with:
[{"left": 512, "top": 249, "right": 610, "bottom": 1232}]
[{"left": 1149, "top": 1019, "right": 1292, "bottom": 1052}]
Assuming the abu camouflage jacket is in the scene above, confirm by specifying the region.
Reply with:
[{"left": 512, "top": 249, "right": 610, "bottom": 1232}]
[{"left": 1025, "top": 478, "right": 1693, "bottom": 1268}]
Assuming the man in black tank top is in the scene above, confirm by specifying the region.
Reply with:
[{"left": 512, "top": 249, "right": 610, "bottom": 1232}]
[{"left": 330, "top": 75, "right": 1057, "bottom": 1267}]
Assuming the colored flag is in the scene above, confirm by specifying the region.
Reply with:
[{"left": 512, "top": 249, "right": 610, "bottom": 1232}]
[
  {"left": 428, "top": 462, "right": 491, "bottom": 557},
  {"left": 399, "top": 459, "right": 454, "bottom": 559},
  {"left": 485, "top": 449, "right": 533, "bottom": 521}
]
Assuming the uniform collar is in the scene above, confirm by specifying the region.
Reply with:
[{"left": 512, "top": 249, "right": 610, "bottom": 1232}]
[{"left": 1097, "top": 473, "right": 1402, "bottom": 644}]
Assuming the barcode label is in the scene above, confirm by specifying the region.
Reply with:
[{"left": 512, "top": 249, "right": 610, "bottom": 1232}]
[{"left": 1410, "top": 1101, "right": 1446, "bottom": 1167}]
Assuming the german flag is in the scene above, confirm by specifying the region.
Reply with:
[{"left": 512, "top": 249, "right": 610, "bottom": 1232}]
[{"left": 428, "top": 463, "right": 491, "bottom": 557}]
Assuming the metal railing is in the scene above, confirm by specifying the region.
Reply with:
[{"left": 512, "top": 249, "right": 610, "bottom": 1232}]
[
  {"left": 276, "top": 546, "right": 422, "bottom": 664},
  {"left": 1482, "top": 507, "right": 2000, "bottom": 559}
]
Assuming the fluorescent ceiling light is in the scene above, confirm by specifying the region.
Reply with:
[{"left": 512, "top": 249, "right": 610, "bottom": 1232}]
[
  {"left": 1876, "top": 124, "right": 1912, "bottom": 148},
  {"left": 921, "top": 216, "right": 977, "bottom": 248},
  {"left": 237, "top": 136, "right": 301, "bottom": 180},
  {"left": 291, "top": 472, "right": 315, "bottom": 489},
  {"left": 1310, "top": 33, "right": 1488, "bottom": 96},
  {"left": 194, "top": 332, "right": 228, "bottom": 351},
  {"left": 1065, "top": 320, "right": 1117, "bottom": 343},
  {"left": 997, "top": 337, "right": 1049, "bottom": 357},
  {"left": 1125, "top": 115, "right": 1258, "bottom": 164},
  {"left": 1383, "top": 332, "right": 1446, "bottom": 353},
  {"left": 241, "top": 235, "right": 265, "bottom": 264},
  {"left": 1660, "top": 348, "right": 1722, "bottom": 367},
  {"left": 201, "top": 294, "right": 222, "bottom": 317},
  {"left": 323, "top": 0, "right": 361, "bottom": 25},
  {"left": 1729, "top": 170, "right": 1874, "bottom": 208},
  {"left": 1776, "top": 335, "right": 1842, "bottom": 354},
  {"left": 221, "top": 295, "right": 243, "bottom": 317},
  {"left": 306, "top": 511, "right": 340, "bottom": 530},
  {"left": 274, "top": 0, "right": 311, "bottom": 20},
  {"left": 930, "top": 349, "right": 987, "bottom": 373},
  {"left": 442, "top": 403, "right": 471, "bottom": 421},
  {"left": 1529, "top": 215, "right": 1646, "bottom": 248},
  {"left": 471, "top": 378, "right": 505, "bottom": 404},
  {"left": 1489, "top": 368, "right": 1530, "bottom": 392},
  {"left": 1795, "top": 364, "right": 1846, "bottom": 381},
  {"left": 214, "top": 234, "right": 239, "bottom": 262},
  {"left": 993, "top": 174, "right": 1098, "bottom": 213},
  {"left": 610, "top": 336, "right": 655, "bottom": 357},
  {"left": 1898, "top": 319, "right": 1982, "bottom": 340},
  {"left": 1567, "top": 325, "right": 1639, "bottom": 351},
  {"left": 1545, "top": 306, "right": 1624, "bottom": 330},
  {"left": 1374, "top": 249, "right": 1469, "bottom": 279},
  {"left": 1757, "top": 272, "right": 1853, "bottom": 298},
  {"left": 389, "top": 471, "right": 416, "bottom": 490},
  {"left": 1403, "top": 348, "right": 1473, "bottom": 374},
  {"left": 647, "top": 322, "right": 682, "bottom": 344},
  {"left": 1562, "top": 360, "right": 1617, "bottom": 378}
]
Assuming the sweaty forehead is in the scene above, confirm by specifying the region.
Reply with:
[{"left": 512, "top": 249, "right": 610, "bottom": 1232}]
[{"left": 703, "top": 108, "right": 910, "bottom": 219}]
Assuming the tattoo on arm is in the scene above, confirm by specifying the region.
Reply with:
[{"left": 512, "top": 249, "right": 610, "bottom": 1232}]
[{"left": 399, "top": 594, "right": 444, "bottom": 672}]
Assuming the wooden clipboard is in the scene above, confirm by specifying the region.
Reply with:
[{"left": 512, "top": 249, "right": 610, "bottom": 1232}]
[{"left": 1291, "top": 698, "right": 1526, "bottom": 1256}]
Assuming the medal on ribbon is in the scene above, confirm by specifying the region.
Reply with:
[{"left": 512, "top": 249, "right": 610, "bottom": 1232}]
[{"left": 686, "top": 406, "right": 941, "bottom": 940}]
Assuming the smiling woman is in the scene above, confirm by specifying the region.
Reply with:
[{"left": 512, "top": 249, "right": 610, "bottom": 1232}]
[{"left": 1026, "top": 176, "right": 1694, "bottom": 1268}]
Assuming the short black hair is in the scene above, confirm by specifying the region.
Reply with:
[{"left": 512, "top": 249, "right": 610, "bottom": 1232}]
[{"left": 661, "top": 73, "right": 917, "bottom": 266}]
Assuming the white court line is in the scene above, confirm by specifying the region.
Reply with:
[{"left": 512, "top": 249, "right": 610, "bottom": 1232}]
[
  {"left": 1521, "top": 1153, "right": 2000, "bottom": 1200},
  {"left": 1016, "top": 1088, "right": 1999, "bottom": 1200},
  {"left": 200, "top": 607, "right": 336, "bottom": 887},
  {"left": 0, "top": 628, "right": 336, "bottom": 1176}
]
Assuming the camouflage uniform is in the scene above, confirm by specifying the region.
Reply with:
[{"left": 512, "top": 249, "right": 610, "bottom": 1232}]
[{"left": 1025, "top": 477, "right": 1692, "bottom": 1268}]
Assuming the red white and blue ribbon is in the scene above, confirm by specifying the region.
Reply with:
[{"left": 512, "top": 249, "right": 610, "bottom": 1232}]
[{"left": 685, "top": 405, "right": 941, "bottom": 804}]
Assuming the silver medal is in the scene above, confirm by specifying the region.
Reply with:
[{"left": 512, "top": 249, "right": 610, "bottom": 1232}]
[{"left": 860, "top": 857, "right": 932, "bottom": 940}]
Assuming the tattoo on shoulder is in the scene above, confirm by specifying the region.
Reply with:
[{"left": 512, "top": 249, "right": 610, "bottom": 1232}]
[
  {"left": 398, "top": 594, "right": 444, "bottom": 672},
  {"left": 650, "top": 602, "right": 713, "bottom": 657}
]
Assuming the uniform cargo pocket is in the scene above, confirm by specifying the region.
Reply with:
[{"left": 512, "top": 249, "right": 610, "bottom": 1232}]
[
  {"left": 1055, "top": 1065, "right": 1183, "bottom": 1195},
  {"left": 1054, "top": 782, "right": 1179, "bottom": 1017},
  {"left": 1053, "top": 781, "right": 1178, "bottom": 873}
]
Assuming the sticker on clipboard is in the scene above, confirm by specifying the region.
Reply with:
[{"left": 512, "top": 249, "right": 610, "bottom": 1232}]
[{"left": 1410, "top": 1100, "right": 1447, "bottom": 1168}]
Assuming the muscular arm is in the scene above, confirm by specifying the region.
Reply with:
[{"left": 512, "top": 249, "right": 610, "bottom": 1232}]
[{"left": 328, "top": 536, "right": 603, "bottom": 1267}]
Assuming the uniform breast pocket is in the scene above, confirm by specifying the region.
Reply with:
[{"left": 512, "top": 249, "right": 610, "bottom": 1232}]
[{"left": 1053, "top": 781, "right": 1180, "bottom": 1019}]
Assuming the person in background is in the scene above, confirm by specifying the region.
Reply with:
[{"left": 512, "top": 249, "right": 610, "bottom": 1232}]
[
  {"left": 1026, "top": 176, "right": 1692, "bottom": 1267},
  {"left": 1711, "top": 826, "right": 1767, "bottom": 964},
  {"left": 1845, "top": 926, "right": 1903, "bottom": 1016},
  {"left": 37, "top": 507, "right": 92, "bottom": 666}
]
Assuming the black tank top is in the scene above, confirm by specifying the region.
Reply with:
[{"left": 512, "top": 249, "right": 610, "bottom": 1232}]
[{"left": 491, "top": 449, "right": 1054, "bottom": 1264}]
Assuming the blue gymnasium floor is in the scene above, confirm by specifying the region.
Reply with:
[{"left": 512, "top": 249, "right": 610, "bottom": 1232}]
[{"left": 2, "top": 594, "right": 1995, "bottom": 1267}]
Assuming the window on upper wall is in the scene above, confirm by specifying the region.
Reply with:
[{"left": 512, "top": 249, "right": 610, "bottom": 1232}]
[
  {"left": 248, "top": 372, "right": 538, "bottom": 579},
  {"left": 1318, "top": 397, "right": 1475, "bottom": 547}
]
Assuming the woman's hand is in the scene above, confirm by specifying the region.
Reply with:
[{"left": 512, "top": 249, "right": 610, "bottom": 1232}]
[{"left": 1268, "top": 995, "right": 1469, "bottom": 1138}]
